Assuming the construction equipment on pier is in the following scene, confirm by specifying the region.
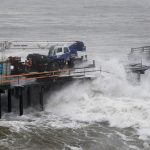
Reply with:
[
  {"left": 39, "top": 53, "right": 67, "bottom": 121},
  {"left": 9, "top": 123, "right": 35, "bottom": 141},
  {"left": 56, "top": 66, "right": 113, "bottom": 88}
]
[{"left": 0, "top": 40, "right": 101, "bottom": 118}]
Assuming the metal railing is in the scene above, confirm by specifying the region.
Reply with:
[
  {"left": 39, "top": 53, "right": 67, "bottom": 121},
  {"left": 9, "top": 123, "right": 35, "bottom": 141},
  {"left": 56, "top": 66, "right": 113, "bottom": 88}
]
[
  {"left": 0, "top": 65, "right": 101, "bottom": 86},
  {"left": 131, "top": 46, "right": 150, "bottom": 53}
]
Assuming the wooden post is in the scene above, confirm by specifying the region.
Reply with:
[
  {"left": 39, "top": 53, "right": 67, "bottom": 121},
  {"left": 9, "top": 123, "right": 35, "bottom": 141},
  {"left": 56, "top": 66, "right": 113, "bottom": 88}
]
[
  {"left": 8, "top": 89, "right": 12, "bottom": 112},
  {"left": 137, "top": 72, "right": 141, "bottom": 82},
  {"left": 93, "top": 60, "right": 95, "bottom": 67},
  {"left": 19, "top": 87, "right": 23, "bottom": 116},
  {"left": 0, "top": 89, "right": 4, "bottom": 119},
  {"left": 27, "top": 87, "right": 31, "bottom": 107}
]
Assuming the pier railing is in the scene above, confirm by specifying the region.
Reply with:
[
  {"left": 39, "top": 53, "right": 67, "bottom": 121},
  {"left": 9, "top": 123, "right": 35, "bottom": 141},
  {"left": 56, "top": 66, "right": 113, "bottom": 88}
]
[{"left": 0, "top": 65, "right": 101, "bottom": 87}]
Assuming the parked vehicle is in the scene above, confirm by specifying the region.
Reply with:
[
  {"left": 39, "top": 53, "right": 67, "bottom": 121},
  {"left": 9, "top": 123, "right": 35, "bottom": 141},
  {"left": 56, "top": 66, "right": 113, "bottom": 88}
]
[{"left": 48, "top": 41, "right": 87, "bottom": 61}]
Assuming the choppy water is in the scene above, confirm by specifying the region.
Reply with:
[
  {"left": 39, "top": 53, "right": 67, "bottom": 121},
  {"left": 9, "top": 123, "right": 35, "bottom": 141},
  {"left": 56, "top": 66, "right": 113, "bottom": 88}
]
[{"left": 1, "top": 0, "right": 150, "bottom": 149}]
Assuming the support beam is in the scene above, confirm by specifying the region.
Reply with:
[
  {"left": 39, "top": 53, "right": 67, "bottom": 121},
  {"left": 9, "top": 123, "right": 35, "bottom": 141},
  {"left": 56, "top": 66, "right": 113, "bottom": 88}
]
[
  {"left": 93, "top": 60, "right": 95, "bottom": 67},
  {"left": 19, "top": 87, "right": 23, "bottom": 116},
  {"left": 0, "top": 89, "right": 4, "bottom": 119},
  {"left": 39, "top": 87, "right": 44, "bottom": 111},
  {"left": 8, "top": 89, "right": 12, "bottom": 112},
  {"left": 137, "top": 72, "right": 141, "bottom": 82},
  {"left": 27, "top": 87, "right": 31, "bottom": 107}
]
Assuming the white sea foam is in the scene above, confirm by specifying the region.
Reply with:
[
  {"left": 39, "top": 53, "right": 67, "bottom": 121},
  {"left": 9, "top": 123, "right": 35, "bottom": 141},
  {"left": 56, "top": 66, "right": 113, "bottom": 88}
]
[
  {"left": 63, "top": 145, "right": 82, "bottom": 150},
  {"left": 45, "top": 58, "right": 150, "bottom": 138}
]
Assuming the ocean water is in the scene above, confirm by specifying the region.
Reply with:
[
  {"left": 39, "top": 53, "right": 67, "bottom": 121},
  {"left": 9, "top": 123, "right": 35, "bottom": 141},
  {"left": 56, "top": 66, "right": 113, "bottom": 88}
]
[{"left": 1, "top": 0, "right": 150, "bottom": 149}]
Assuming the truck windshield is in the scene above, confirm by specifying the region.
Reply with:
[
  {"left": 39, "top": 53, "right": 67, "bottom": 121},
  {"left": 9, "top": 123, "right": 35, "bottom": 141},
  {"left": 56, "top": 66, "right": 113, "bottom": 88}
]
[{"left": 57, "top": 48, "right": 62, "bottom": 53}]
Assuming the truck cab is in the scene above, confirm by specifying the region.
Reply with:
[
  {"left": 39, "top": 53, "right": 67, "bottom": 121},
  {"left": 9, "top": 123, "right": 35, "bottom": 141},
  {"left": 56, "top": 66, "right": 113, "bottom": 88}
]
[
  {"left": 48, "top": 41, "right": 87, "bottom": 61},
  {"left": 48, "top": 45, "right": 71, "bottom": 60}
]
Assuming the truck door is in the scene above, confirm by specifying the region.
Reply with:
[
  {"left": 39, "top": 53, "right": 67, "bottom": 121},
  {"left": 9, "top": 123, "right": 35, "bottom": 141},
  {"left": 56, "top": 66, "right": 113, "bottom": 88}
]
[{"left": 64, "top": 47, "right": 69, "bottom": 53}]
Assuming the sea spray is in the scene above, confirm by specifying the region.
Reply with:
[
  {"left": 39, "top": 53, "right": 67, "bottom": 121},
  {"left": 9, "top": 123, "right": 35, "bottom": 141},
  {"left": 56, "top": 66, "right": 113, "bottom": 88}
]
[{"left": 46, "top": 58, "right": 150, "bottom": 138}]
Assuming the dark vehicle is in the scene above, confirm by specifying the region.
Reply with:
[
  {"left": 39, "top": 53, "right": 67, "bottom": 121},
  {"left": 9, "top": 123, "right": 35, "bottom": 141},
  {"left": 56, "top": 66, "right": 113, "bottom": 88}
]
[{"left": 26, "top": 53, "right": 61, "bottom": 72}]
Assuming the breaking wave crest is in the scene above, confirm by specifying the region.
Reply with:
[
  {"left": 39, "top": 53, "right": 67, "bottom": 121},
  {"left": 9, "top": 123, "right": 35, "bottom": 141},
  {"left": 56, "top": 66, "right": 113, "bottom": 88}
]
[{"left": 45, "top": 58, "right": 150, "bottom": 138}]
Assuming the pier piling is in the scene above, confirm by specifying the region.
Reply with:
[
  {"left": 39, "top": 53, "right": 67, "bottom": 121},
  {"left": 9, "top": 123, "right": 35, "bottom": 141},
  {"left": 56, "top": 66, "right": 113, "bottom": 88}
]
[
  {"left": 0, "top": 89, "right": 5, "bottom": 119},
  {"left": 8, "top": 89, "right": 12, "bottom": 113},
  {"left": 19, "top": 87, "right": 24, "bottom": 116},
  {"left": 137, "top": 72, "right": 141, "bottom": 82},
  {"left": 0, "top": 93, "right": 1, "bottom": 119}
]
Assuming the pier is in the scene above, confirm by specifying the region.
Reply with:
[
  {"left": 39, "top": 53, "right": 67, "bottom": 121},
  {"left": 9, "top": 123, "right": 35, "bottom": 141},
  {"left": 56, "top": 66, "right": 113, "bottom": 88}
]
[
  {"left": 1, "top": 41, "right": 150, "bottom": 118},
  {"left": 126, "top": 63, "right": 150, "bottom": 82},
  {"left": 0, "top": 40, "right": 100, "bottom": 118},
  {"left": 0, "top": 64, "right": 100, "bottom": 118}
]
